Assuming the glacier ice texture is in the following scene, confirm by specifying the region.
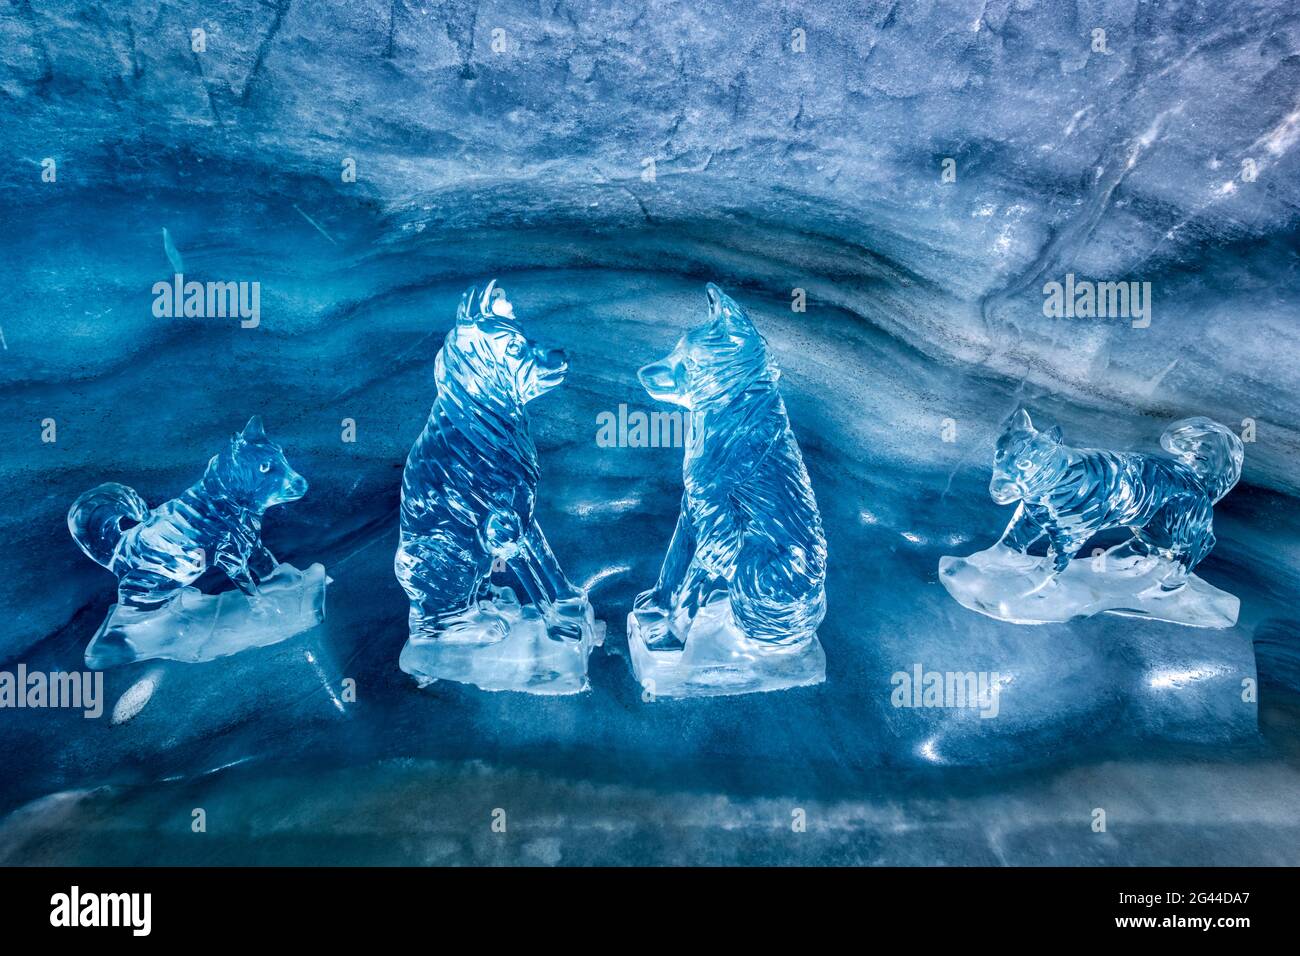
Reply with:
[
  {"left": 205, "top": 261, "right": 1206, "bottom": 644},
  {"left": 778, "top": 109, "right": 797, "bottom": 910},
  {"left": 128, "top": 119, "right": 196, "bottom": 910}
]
[
  {"left": 628, "top": 284, "right": 826, "bottom": 696},
  {"left": 395, "top": 282, "right": 604, "bottom": 693},
  {"left": 1, "top": 0, "right": 1299, "bottom": 864},
  {"left": 67, "top": 417, "right": 327, "bottom": 665},
  {"left": 940, "top": 409, "right": 1243, "bottom": 627}
]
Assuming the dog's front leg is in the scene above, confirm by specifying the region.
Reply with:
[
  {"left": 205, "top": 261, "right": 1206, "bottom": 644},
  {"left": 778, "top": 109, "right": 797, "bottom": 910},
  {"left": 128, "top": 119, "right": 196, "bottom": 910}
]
[
  {"left": 506, "top": 522, "right": 586, "bottom": 641},
  {"left": 215, "top": 544, "right": 260, "bottom": 600},
  {"left": 631, "top": 498, "right": 698, "bottom": 650},
  {"left": 996, "top": 503, "right": 1045, "bottom": 553},
  {"left": 675, "top": 559, "right": 722, "bottom": 620},
  {"left": 1044, "top": 526, "right": 1082, "bottom": 576},
  {"left": 636, "top": 495, "right": 695, "bottom": 613},
  {"left": 248, "top": 542, "right": 278, "bottom": 583},
  {"left": 513, "top": 522, "right": 581, "bottom": 606},
  {"left": 481, "top": 509, "right": 523, "bottom": 560}
]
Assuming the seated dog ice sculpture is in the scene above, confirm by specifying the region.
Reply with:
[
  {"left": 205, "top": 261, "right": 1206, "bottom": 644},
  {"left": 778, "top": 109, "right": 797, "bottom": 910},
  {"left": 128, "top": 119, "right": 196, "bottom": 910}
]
[
  {"left": 394, "top": 281, "right": 603, "bottom": 694},
  {"left": 939, "top": 408, "right": 1244, "bottom": 628},
  {"left": 68, "top": 416, "right": 328, "bottom": 667},
  {"left": 628, "top": 283, "right": 827, "bottom": 697}
]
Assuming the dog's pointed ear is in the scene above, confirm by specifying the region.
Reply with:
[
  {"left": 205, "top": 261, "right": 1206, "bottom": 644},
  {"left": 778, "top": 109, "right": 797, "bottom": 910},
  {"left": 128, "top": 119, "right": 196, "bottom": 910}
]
[
  {"left": 485, "top": 281, "right": 514, "bottom": 318},
  {"left": 241, "top": 416, "right": 266, "bottom": 441},
  {"left": 707, "top": 283, "right": 756, "bottom": 336},
  {"left": 1044, "top": 424, "right": 1063, "bottom": 444},
  {"left": 706, "top": 283, "right": 724, "bottom": 321},
  {"left": 457, "top": 286, "right": 479, "bottom": 326},
  {"left": 479, "top": 279, "right": 498, "bottom": 317},
  {"left": 1007, "top": 407, "right": 1034, "bottom": 432}
]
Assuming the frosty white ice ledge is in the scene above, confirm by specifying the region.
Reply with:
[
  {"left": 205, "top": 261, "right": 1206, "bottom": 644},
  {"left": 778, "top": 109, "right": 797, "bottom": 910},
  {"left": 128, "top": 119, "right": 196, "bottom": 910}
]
[
  {"left": 940, "top": 409, "right": 1244, "bottom": 628},
  {"left": 629, "top": 284, "right": 828, "bottom": 697},
  {"left": 394, "top": 281, "right": 604, "bottom": 694},
  {"left": 68, "top": 417, "right": 328, "bottom": 667}
]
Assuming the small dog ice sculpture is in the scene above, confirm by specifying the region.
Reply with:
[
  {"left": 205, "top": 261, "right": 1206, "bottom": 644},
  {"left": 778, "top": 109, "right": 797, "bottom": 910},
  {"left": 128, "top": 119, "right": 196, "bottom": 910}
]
[
  {"left": 68, "top": 416, "right": 328, "bottom": 667},
  {"left": 394, "top": 281, "right": 604, "bottom": 694},
  {"left": 628, "top": 283, "right": 827, "bottom": 697},
  {"left": 939, "top": 408, "right": 1244, "bottom": 628}
]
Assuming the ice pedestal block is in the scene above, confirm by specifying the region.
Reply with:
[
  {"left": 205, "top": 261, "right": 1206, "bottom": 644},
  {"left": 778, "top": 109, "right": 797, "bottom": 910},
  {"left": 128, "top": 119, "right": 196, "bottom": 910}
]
[
  {"left": 628, "top": 596, "right": 825, "bottom": 698},
  {"left": 939, "top": 545, "right": 1239, "bottom": 628},
  {"left": 84, "top": 562, "right": 329, "bottom": 668},
  {"left": 400, "top": 592, "right": 604, "bottom": 694}
]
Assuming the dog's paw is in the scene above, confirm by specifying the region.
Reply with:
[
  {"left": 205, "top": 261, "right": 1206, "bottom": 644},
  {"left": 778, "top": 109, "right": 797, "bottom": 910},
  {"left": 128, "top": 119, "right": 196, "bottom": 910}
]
[{"left": 632, "top": 588, "right": 667, "bottom": 613}]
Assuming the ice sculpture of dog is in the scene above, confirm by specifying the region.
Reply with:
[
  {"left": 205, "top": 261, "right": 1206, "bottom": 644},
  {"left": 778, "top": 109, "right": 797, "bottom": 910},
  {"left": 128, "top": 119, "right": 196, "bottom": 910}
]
[
  {"left": 70, "top": 416, "right": 308, "bottom": 608},
  {"left": 394, "top": 281, "right": 602, "bottom": 693},
  {"left": 68, "top": 417, "right": 326, "bottom": 666},
  {"left": 939, "top": 408, "right": 1244, "bottom": 627},
  {"left": 989, "top": 408, "right": 1242, "bottom": 579},
  {"left": 628, "top": 283, "right": 827, "bottom": 696}
]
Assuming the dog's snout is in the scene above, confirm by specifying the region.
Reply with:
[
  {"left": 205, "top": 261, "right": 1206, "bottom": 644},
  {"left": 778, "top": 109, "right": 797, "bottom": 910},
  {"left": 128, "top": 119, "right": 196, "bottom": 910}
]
[
  {"left": 989, "top": 479, "right": 1017, "bottom": 504},
  {"left": 638, "top": 361, "right": 675, "bottom": 392}
]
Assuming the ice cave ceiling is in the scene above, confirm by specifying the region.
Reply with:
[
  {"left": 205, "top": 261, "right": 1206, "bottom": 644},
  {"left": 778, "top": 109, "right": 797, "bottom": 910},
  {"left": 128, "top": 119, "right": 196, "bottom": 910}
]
[{"left": 6, "top": 0, "right": 1299, "bottom": 489}]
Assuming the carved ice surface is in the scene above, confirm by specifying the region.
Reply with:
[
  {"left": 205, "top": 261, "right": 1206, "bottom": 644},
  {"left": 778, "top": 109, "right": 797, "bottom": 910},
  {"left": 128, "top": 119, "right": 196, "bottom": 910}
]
[
  {"left": 67, "top": 417, "right": 328, "bottom": 666},
  {"left": 85, "top": 563, "right": 329, "bottom": 668},
  {"left": 6, "top": 0, "right": 1300, "bottom": 865},
  {"left": 395, "top": 282, "right": 604, "bottom": 694},
  {"left": 940, "top": 409, "right": 1244, "bottom": 628},
  {"left": 628, "top": 284, "right": 827, "bottom": 697}
]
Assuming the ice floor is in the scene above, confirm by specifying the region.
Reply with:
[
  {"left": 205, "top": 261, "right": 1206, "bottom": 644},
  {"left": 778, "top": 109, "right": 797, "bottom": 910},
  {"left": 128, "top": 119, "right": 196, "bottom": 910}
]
[{"left": 3, "top": 0, "right": 1299, "bottom": 864}]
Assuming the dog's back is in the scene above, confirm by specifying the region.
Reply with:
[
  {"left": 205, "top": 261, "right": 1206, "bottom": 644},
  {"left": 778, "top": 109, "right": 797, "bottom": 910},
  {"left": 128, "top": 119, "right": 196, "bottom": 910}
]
[
  {"left": 1035, "top": 446, "right": 1205, "bottom": 534},
  {"left": 115, "top": 489, "right": 221, "bottom": 583}
]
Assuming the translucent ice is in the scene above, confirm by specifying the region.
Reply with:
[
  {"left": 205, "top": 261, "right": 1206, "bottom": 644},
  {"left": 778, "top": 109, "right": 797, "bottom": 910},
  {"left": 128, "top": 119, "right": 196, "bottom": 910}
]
[
  {"left": 4, "top": 0, "right": 1300, "bottom": 865},
  {"left": 628, "top": 284, "right": 827, "bottom": 696},
  {"left": 85, "top": 562, "right": 329, "bottom": 668},
  {"left": 394, "top": 282, "right": 604, "bottom": 694},
  {"left": 940, "top": 409, "right": 1243, "bottom": 627},
  {"left": 68, "top": 416, "right": 327, "bottom": 665}
]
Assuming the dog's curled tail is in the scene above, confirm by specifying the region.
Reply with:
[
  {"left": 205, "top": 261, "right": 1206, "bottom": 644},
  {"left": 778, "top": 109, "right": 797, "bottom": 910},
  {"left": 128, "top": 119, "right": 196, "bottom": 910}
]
[
  {"left": 68, "top": 482, "right": 149, "bottom": 569},
  {"left": 1160, "top": 417, "right": 1244, "bottom": 503}
]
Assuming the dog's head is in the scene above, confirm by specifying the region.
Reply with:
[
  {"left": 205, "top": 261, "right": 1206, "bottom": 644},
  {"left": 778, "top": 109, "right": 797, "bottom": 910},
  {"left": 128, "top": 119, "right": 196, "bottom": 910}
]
[
  {"left": 990, "top": 408, "right": 1064, "bottom": 504},
  {"left": 639, "top": 284, "right": 770, "bottom": 410},
  {"left": 218, "top": 416, "right": 308, "bottom": 511},
  {"left": 438, "top": 281, "right": 567, "bottom": 408}
]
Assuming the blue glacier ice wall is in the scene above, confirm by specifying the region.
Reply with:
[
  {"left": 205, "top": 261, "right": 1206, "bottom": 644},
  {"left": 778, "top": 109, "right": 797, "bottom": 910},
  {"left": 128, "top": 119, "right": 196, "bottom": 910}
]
[{"left": 1, "top": 0, "right": 1299, "bottom": 862}]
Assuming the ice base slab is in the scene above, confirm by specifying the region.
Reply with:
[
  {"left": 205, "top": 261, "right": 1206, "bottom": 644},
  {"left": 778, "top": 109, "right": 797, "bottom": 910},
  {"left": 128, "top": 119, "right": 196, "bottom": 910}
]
[
  {"left": 938, "top": 546, "right": 1239, "bottom": 628},
  {"left": 85, "top": 563, "right": 329, "bottom": 668},
  {"left": 400, "top": 597, "right": 605, "bottom": 695},
  {"left": 627, "top": 598, "right": 826, "bottom": 698}
]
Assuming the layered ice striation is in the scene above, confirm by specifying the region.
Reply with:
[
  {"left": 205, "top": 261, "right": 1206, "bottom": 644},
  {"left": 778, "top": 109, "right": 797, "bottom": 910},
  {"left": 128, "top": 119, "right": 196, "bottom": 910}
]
[
  {"left": 395, "top": 282, "right": 603, "bottom": 693},
  {"left": 629, "top": 284, "right": 826, "bottom": 696},
  {"left": 1, "top": 0, "right": 1299, "bottom": 862}
]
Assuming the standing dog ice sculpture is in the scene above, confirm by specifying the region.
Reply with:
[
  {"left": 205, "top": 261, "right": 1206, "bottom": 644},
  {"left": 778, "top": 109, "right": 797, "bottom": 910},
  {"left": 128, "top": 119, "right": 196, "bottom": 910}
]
[
  {"left": 68, "top": 416, "right": 328, "bottom": 667},
  {"left": 395, "top": 281, "right": 603, "bottom": 694},
  {"left": 629, "top": 284, "right": 827, "bottom": 697},
  {"left": 939, "top": 408, "right": 1244, "bottom": 628}
]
